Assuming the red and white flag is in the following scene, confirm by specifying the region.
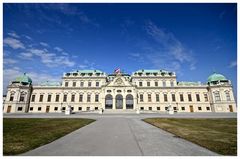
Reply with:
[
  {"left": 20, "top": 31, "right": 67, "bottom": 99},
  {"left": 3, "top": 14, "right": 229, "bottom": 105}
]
[{"left": 114, "top": 68, "right": 121, "bottom": 74}]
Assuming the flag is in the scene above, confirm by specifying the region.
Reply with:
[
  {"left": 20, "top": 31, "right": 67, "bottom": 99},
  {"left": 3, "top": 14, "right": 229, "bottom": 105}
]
[{"left": 114, "top": 68, "right": 121, "bottom": 74}]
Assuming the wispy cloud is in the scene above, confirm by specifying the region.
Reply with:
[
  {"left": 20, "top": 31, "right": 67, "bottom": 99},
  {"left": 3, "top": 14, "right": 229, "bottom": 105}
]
[
  {"left": 228, "top": 61, "right": 237, "bottom": 68},
  {"left": 19, "top": 52, "right": 33, "bottom": 60},
  {"left": 3, "top": 37, "right": 25, "bottom": 49},
  {"left": 7, "top": 32, "right": 20, "bottom": 38},
  {"left": 3, "top": 58, "right": 18, "bottom": 65},
  {"left": 3, "top": 67, "right": 61, "bottom": 93},
  {"left": 40, "top": 42, "right": 49, "bottom": 47},
  {"left": 144, "top": 21, "right": 196, "bottom": 71},
  {"left": 54, "top": 46, "right": 63, "bottom": 52}
]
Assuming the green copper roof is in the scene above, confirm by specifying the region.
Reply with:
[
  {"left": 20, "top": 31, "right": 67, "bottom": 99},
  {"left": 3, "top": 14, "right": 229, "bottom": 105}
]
[
  {"left": 135, "top": 69, "right": 169, "bottom": 73},
  {"left": 15, "top": 73, "right": 32, "bottom": 84},
  {"left": 39, "top": 81, "right": 61, "bottom": 86},
  {"left": 178, "top": 81, "right": 201, "bottom": 86},
  {"left": 74, "top": 70, "right": 104, "bottom": 74},
  {"left": 207, "top": 73, "right": 227, "bottom": 83}
]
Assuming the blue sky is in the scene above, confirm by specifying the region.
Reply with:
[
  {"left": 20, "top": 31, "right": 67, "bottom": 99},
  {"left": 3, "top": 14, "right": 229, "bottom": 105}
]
[{"left": 3, "top": 3, "right": 237, "bottom": 96}]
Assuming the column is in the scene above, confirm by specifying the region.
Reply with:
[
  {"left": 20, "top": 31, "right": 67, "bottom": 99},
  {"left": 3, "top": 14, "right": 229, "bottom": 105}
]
[
  {"left": 112, "top": 98, "right": 116, "bottom": 109},
  {"left": 123, "top": 98, "right": 126, "bottom": 110},
  {"left": 133, "top": 97, "right": 137, "bottom": 110}
]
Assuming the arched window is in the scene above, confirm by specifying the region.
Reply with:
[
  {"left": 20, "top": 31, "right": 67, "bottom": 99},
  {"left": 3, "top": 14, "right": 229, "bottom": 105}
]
[{"left": 126, "top": 94, "right": 133, "bottom": 109}]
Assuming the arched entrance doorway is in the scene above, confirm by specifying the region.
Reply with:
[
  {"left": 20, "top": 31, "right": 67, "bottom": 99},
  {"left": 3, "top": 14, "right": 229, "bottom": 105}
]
[
  {"left": 105, "top": 94, "right": 113, "bottom": 109},
  {"left": 116, "top": 94, "right": 123, "bottom": 109},
  {"left": 126, "top": 94, "right": 134, "bottom": 109}
]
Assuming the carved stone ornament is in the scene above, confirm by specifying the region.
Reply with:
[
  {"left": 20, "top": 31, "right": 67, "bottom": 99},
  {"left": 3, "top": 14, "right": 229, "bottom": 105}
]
[{"left": 115, "top": 78, "right": 124, "bottom": 86}]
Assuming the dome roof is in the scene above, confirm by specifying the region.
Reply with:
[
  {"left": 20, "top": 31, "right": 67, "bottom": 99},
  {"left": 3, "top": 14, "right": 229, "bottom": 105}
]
[
  {"left": 207, "top": 73, "right": 227, "bottom": 83},
  {"left": 14, "top": 73, "right": 32, "bottom": 84}
]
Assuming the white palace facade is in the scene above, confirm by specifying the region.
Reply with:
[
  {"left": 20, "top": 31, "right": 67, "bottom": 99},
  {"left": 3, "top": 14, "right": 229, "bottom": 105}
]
[{"left": 3, "top": 69, "right": 237, "bottom": 113}]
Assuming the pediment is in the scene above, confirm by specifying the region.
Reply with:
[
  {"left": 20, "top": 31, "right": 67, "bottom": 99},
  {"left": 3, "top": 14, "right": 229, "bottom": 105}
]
[{"left": 107, "top": 75, "right": 133, "bottom": 87}]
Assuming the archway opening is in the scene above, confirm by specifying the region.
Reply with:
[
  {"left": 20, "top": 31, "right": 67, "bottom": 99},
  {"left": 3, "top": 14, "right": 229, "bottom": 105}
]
[
  {"left": 116, "top": 94, "right": 123, "bottom": 109},
  {"left": 105, "top": 94, "right": 113, "bottom": 109},
  {"left": 126, "top": 94, "right": 134, "bottom": 109}
]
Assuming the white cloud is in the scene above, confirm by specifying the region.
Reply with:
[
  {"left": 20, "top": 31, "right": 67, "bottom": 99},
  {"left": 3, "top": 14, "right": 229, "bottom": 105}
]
[
  {"left": 79, "top": 64, "right": 87, "bottom": 69},
  {"left": 40, "top": 42, "right": 49, "bottom": 47},
  {"left": 3, "top": 68, "right": 61, "bottom": 93},
  {"left": 7, "top": 32, "right": 20, "bottom": 38},
  {"left": 3, "top": 58, "right": 18, "bottom": 65},
  {"left": 19, "top": 52, "right": 33, "bottom": 59},
  {"left": 24, "top": 35, "right": 32, "bottom": 40},
  {"left": 145, "top": 21, "right": 196, "bottom": 71},
  {"left": 54, "top": 46, "right": 63, "bottom": 52},
  {"left": 27, "top": 48, "right": 75, "bottom": 67},
  {"left": 228, "top": 61, "right": 237, "bottom": 68},
  {"left": 3, "top": 37, "right": 25, "bottom": 49}
]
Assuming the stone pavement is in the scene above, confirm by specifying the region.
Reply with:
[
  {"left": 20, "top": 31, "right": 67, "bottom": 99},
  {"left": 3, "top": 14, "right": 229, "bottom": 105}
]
[{"left": 15, "top": 113, "right": 231, "bottom": 156}]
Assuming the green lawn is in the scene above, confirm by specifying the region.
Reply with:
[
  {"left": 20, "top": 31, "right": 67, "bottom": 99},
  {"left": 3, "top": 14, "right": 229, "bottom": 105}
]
[
  {"left": 3, "top": 118, "right": 95, "bottom": 155},
  {"left": 143, "top": 118, "right": 237, "bottom": 156}
]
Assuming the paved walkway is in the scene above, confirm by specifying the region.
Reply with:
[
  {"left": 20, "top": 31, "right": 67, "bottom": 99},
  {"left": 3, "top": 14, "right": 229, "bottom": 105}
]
[{"left": 20, "top": 114, "right": 222, "bottom": 156}]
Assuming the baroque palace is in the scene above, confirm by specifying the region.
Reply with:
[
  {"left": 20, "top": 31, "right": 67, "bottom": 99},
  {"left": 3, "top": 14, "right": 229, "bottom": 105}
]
[{"left": 3, "top": 69, "right": 236, "bottom": 113}]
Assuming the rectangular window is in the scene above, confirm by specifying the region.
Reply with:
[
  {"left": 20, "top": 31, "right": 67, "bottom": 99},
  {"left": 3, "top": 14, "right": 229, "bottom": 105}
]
[
  {"left": 31, "top": 95, "right": 35, "bottom": 102},
  {"left": 204, "top": 94, "right": 208, "bottom": 102},
  {"left": 39, "top": 95, "right": 43, "bottom": 102},
  {"left": 196, "top": 94, "right": 200, "bottom": 102},
  {"left": 79, "top": 94, "right": 83, "bottom": 102},
  {"left": 198, "top": 107, "right": 202, "bottom": 110},
  {"left": 30, "top": 107, "right": 33, "bottom": 111},
  {"left": 170, "top": 81, "right": 174, "bottom": 87},
  {"left": 162, "top": 81, "right": 166, "bottom": 87},
  {"left": 87, "top": 94, "right": 91, "bottom": 102},
  {"left": 55, "top": 94, "right": 59, "bottom": 102},
  {"left": 88, "top": 82, "right": 91, "bottom": 87},
  {"left": 148, "top": 94, "right": 151, "bottom": 102},
  {"left": 87, "top": 107, "right": 90, "bottom": 111},
  {"left": 95, "top": 94, "right": 99, "bottom": 102},
  {"left": 164, "top": 94, "right": 168, "bottom": 102},
  {"left": 181, "top": 107, "right": 185, "bottom": 110},
  {"left": 206, "top": 107, "right": 210, "bottom": 111},
  {"left": 65, "top": 82, "right": 68, "bottom": 87},
  {"left": 156, "top": 94, "right": 160, "bottom": 102},
  {"left": 140, "top": 107, "right": 144, "bottom": 110},
  {"left": 157, "top": 107, "right": 160, "bottom": 110},
  {"left": 80, "top": 82, "right": 84, "bottom": 87},
  {"left": 47, "top": 95, "right": 51, "bottom": 102},
  {"left": 78, "top": 107, "right": 82, "bottom": 111},
  {"left": 71, "top": 94, "right": 75, "bottom": 102},
  {"left": 17, "top": 107, "right": 23, "bottom": 111},
  {"left": 188, "top": 94, "right": 192, "bottom": 102},
  {"left": 63, "top": 94, "right": 67, "bottom": 102},
  {"left": 172, "top": 94, "right": 176, "bottom": 102},
  {"left": 155, "top": 81, "right": 158, "bottom": 87},
  {"left": 95, "top": 107, "right": 98, "bottom": 110},
  {"left": 20, "top": 94, "right": 25, "bottom": 102},
  {"left": 10, "top": 95, "right": 14, "bottom": 101},
  {"left": 96, "top": 82, "right": 99, "bottom": 87},
  {"left": 165, "top": 107, "right": 168, "bottom": 110},
  {"left": 62, "top": 107, "right": 66, "bottom": 111},
  {"left": 139, "top": 82, "right": 142, "bottom": 87},
  {"left": 73, "top": 82, "right": 76, "bottom": 87},
  {"left": 140, "top": 94, "right": 143, "bottom": 102},
  {"left": 148, "top": 107, "right": 152, "bottom": 110},
  {"left": 225, "top": 92, "right": 231, "bottom": 101},
  {"left": 214, "top": 92, "right": 221, "bottom": 101},
  {"left": 173, "top": 107, "right": 177, "bottom": 110},
  {"left": 54, "top": 107, "right": 58, "bottom": 111},
  {"left": 38, "top": 107, "right": 41, "bottom": 111},
  {"left": 180, "top": 94, "right": 184, "bottom": 102},
  {"left": 147, "top": 82, "right": 150, "bottom": 87}
]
